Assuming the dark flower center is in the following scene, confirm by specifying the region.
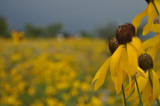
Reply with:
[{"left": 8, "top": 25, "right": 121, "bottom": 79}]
[
  {"left": 138, "top": 53, "right": 153, "bottom": 72},
  {"left": 116, "top": 23, "right": 135, "bottom": 44},
  {"left": 109, "top": 37, "right": 119, "bottom": 54},
  {"left": 145, "top": 0, "right": 152, "bottom": 3}
]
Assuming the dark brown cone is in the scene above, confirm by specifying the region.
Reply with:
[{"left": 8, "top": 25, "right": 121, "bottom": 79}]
[
  {"left": 116, "top": 23, "right": 135, "bottom": 44},
  {"left": 138, "top": 53, "right": 153, "bottom": 72},
  {"left": 154, "top": 19, "right": 159, "bottom": 24},
  {"left": 109, "top": 37, "right": 119, "bottom": 54},
  {"left": 124, "top": 23, "right": 135, "bottom": 36},
  {"left": 145, "top": 0, "right": 151, "bottom": 3}
]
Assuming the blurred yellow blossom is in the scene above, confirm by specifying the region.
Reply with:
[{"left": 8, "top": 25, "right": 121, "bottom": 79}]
[
  {"left": 1, "top": 37, "right": 156, "bottom": 105},
  {"left": 11, "top": 29, "right": 25, "bottom": 45}
]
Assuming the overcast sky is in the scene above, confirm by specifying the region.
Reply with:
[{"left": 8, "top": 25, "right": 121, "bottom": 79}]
[{"left": 0, "top": 0, "right": 147, "bottom": 33}]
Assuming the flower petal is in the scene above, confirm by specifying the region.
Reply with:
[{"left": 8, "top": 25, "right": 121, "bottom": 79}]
[
  {"left": 142, "top": 82, "right": 152, "bottom": 103},
  {"left": 127, "top": 43, "right": 138, "bottom": 76},
  {"left": 111, "top": 66, "right": 124, "bottom": 95},
  {"left": 142, "top": 3, "right": 157, "bottom": 35},
  {"left": 154, "top": 0, "right": 160, "bottom": 22},
  {"left": 120, "top": 47, "right": 129, "bottom": 74},
  {"left": 131, "top": 37, "right": 144, "bottom": 56},
  {"left": 152, "top": 70, "right": 160, "bottom": 100},
  {"left": 147, "top": 44, "right": 159, "bottom": 61},
  {"left": 92, "top": 57, "right": 111, "bottom": 91},
  {"left": 132, "top": 6, "right": 148, "bottom": 33},
  {"left": 128, "top": 72, "right": 148, "bottom": 101},
  {"left": 110, "top": 45, "right": 123, "bottom": 76},
  {"left": 150, "top": 24, "right": 160, "bottom": 33},
  {"left": 137, "top": 67, "right": 147, "bottom": 78},
  {"left": 125, "top": 78, "right": 135, "bottom": 98},
  {"left": 143, "top": 34, "right": 159, "bottom": 49}
]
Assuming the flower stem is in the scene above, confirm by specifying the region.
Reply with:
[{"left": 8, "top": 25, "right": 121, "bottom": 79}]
[
  {"left": 148, "top": 69, "right": 153, "bottom": 86},
  {"left": 134, "top": 75, "right": 143, "bottom": 106},
  {"left": 122, "top": 84, "right": 127, "bottom": 106},
  {"left": 148, "top": 69, "right": 160, "bottom": 105},
  {"left": 152, "top": 0, "right": 159, "bottom": 16}
]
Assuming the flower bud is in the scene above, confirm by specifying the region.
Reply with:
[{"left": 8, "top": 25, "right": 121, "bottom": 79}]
[
  {"left": 138, "top": 53, "right": 153, "bottom": 72},
  {"left": 109, "top": 37, "right": 119, "bottom": 54},
  {"left": 116, "top": 23, "right": 135, "bottom": 44}
]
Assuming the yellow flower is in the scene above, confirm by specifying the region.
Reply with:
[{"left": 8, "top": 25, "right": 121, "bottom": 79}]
[
  {"left": 11, "top": 29, "right": 25, "bottom": 44},
  {"left": 92, "top": 24, "right": 145, "bottom": 94},
  {"left": 150, "top": 22, "right": 160, "bottom": 33},
  {"left": 132, "top": 0, "right": 160, "bottom": 35},
  {"left": 143, "top": 34, "right": 160, "bottom": 61},
  {"left": 125, "top": 53, "right": 160, "bottom": 104},
  {"left": 126, "top": 70, "right": 160, "bottom": 104}
]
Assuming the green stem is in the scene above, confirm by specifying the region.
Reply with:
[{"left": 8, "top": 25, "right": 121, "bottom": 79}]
[
  {"left": 134, "top": 75, "right": 143, "bottom": 106},
  {"left": 122, "top": 84, "right": 127, "bottom": 106},
  {"left": 148, "top": 70, "right": 153, "bottom": 87},
  {"left": 157, "top": 99, "right": 160, "bottom": 105},
  {"left": 152, "top": 0, "right": 159, "bottom": 16},
  {"left": 148, "top": 69, "right": 160, "bottom": 105}
]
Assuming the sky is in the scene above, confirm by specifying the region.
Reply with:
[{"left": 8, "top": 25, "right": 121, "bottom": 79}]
[{"left": 0, "top": 0, "right": 147, "bottom": 33}]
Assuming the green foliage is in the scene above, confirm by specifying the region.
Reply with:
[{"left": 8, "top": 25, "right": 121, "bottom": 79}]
[
  {"left": 0, "top": 17, "right": 8, "bottom": 37},
  {"left": 79, "top": 30, "right": 95, "bottom": 38},
  {"left": 24, "top": 23, "right": 45, "bottom": 38},
  {"left": 24, "top": 22, "right": 63, "bottom": 38},
  {"left": 95, "top": 22, "right": 118, "bottom": 41},
  {"left": 46, "top": 22, "right": 62, "bottom": 37}
]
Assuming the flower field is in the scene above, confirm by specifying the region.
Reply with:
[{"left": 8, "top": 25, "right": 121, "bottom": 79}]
[
  {"left": 0, "top": 38, "right": 119, "bottom": 106},
  {"left": 0, "top": 38, "right": 160, "bottom": 106}
]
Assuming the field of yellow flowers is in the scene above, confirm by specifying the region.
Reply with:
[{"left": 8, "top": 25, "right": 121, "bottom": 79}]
[{"left": 0, "top": 38, "right": 159, "bottom": 106}]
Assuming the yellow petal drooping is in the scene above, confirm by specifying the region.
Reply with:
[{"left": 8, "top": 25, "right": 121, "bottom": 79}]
[
  {"left": 150, "top": 0, "right": 160, "bottom": 33},
  {"left": 128, "top": 72, "right": 148, "bottom": 101},
  {"left": 154, "top": 0, "right": 160, "bottom": 22},
  {"left": 142, "top": 82, "right": 153, "bottom": 103},
  {"left": 110, "top": 45, "right": 123, "bottom": 76},
  {"left": 120, "top": 47, "right": 129, "bottom": 74},
  {"left": 125, "top": 78, "right": 135, "bottom": 98},
  {"left": 131, "top": 37, "right": 144, "bottom": 56},
  {"left": 132, "top": 6, "right": 148, "bottom": 33},
  {"left": 143, "top": 3, "right": 157, "bottom": 35},
  {"left": 92, "top": 57, "right": 111, "bottom": 91},
  {"left": 147, "top": 44, "right": 159, "bottom": 61},
  {"left": 143, "top": 34, "right": 159, "bottom": 49},
  {"left": 158, "top": 38, "right": 160, "bottom": 49},
  {"left": 111, "top": 64, "right": 125, "bottom": 95},
  {"left": 152, "top": 70, "right": 160, "bottom": 100},
  {"left": 127, "top": 43, "right": 138, "bottom": 76},
  {"left": 137, "top": 67, "right": 147, "bottom": 78},
  {"left": 150, "top": 24, "right": 160, "bottom": 33}
]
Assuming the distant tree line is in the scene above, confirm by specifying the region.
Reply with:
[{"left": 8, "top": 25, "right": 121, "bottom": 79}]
[
  {"left": 0, "top": 17, "right": 8, "bottom": 37},
  {"left": 95, "top": 22, "right": 118, "bottom": 41},
  {"left": 0, "top": 16, "right": 63, "bottom": 38},
  {"left": 0, "top": 16, "right": 145, "bottom": 40},
  {"left": 24, "top": 22, "right": 62, "bottom": 38}
]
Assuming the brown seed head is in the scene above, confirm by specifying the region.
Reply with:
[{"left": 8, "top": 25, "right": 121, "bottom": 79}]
[
  {"left": 116, "top": 23, "right": 135, "bottom": 44},
  {"left": 154, "top": 19, "right": 159, "bottom": 24},
  {"left": 124, "top": 23, "right": 135, "bottom": 36},
  {"left": 145, "top": 0, "right": 151, "bottom": 3},
  {"left": 109, "top": 37, "right": 119, "bottom": 54},
  {"left": 138, "top": 53, "right": 153, "bottom": 72}
]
